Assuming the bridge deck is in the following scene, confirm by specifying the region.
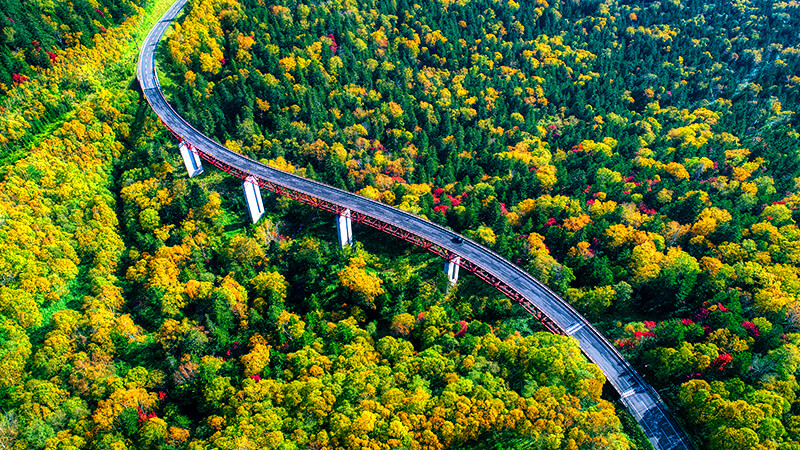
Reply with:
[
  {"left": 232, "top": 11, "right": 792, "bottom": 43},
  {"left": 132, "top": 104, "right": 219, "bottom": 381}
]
[{"left": 137, "top": 2, "right": 694, "bottom": 449}]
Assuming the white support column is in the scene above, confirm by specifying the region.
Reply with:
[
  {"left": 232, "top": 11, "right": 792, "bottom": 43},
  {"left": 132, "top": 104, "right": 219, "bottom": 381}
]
[
  {"left": 179, "top": 142, "right": 204, "bottom": 177},
  {"left": 445, "top": 256, "right": 460, "bottom": 284},
  {"left": 337, "top": 209, "right": 353, "bottom": 247},
  {"left": 242, "top": 176, "right": 265, "bottom": 223}
]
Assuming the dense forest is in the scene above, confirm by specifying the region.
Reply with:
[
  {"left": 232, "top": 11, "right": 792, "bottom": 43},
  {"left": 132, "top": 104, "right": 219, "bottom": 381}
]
[
  {"left": 0, "top": 0, "right": 799, "bottom": 447},
  {"left": 161, "top": 0, "right": 800, "bottom": 446}
]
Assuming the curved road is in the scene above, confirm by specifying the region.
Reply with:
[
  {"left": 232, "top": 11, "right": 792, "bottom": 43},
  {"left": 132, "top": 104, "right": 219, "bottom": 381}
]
[{"left": 138, "top": 2, "right": 694, "bottom": 449}]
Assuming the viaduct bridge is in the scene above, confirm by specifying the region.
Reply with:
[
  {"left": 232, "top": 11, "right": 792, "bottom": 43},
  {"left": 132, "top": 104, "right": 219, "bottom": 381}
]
[{"left": 138, "top": 1, "right": 694, "bottom": 448}]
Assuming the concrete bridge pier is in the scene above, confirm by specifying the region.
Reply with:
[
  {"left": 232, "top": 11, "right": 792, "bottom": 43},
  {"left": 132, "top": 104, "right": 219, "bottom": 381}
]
[
  {"left": 337, "top": 209, "right": 353, "bottom": 247},
  {"left": 179, "top": 142, "right": 204, "bottom": 177},
  {"left": 445, "top": 256, "right": 460, "bottom": 284},
  {"left": 242, "top": 176, "right": 265, "bottom": 223}
]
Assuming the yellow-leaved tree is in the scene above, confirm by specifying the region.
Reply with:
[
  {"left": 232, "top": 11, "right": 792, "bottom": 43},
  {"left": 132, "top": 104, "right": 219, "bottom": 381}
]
[{"left": 338, "top": 256, "right": 384, "bottom": 308}]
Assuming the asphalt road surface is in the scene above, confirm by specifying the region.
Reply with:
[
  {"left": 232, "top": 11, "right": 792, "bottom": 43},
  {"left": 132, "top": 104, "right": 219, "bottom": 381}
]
[{"left": 138, "top": 2, "right": 695, "bottom": 448}]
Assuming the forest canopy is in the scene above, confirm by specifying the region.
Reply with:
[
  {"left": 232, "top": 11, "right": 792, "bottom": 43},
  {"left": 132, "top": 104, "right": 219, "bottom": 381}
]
[
  {"left": 0, "top": 0, "right": 800, "bottom": 448},
  {"left": 160, "top": 0, "right": 800, "bottom": 446}
]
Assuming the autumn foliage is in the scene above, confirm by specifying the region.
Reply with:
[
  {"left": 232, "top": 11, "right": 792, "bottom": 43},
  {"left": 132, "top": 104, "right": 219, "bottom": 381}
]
[{"left": 2, "top": 0, "right": 800, "bottom": 447}]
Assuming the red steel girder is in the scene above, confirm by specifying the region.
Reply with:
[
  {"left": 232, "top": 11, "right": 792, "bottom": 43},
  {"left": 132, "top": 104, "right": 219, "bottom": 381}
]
[
  {"left": 459, "top": 259, "right": 563, "bottom": 334},
  {"left": 346, "top": 213, "right": 562, "bottom": 334},
  {"left": 165, "top": 131, "right": 563, "bottom": 334}
]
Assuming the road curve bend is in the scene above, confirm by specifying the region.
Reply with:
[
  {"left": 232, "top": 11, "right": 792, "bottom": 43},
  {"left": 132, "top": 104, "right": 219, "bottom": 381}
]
[{"left": 137, "top": 1, "right": 694, "bottom": 449}]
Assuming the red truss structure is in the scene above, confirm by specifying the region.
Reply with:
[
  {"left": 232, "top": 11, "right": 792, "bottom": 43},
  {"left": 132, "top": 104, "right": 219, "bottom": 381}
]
[{"left": 173, "top": 133, "right": 563, "bottom": 335}]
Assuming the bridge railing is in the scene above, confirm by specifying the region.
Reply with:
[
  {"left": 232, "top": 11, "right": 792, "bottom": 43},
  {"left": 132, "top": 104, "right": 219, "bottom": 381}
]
[{"left": 137, "top": 1, "right": 694, "bottom": 448}]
